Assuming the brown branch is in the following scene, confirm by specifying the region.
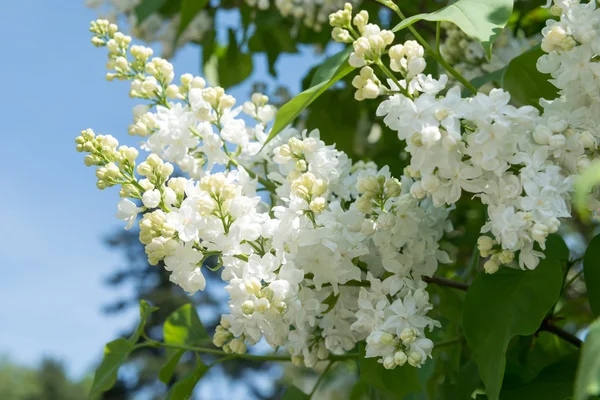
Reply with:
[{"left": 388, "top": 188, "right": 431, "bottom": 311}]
[
  {"left": 423, "top": 275, "right": 469, "bottom": 291},
  {"left": 539, "top": 318, "right": 582, "bottom": 348}
]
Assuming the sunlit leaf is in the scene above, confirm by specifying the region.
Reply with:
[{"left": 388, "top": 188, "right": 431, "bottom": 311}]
[
  {"left": 392, "top": 0, "right": 513, "bottom": 58},
  {"left": 263, "top": 49, "right": 355, "bottom": 146},
  {"left": 159, "top": 304, "right": 209, "bottom": 384},
  {"left": 90, "top": 339, "right": 134, "bottom": 397}
]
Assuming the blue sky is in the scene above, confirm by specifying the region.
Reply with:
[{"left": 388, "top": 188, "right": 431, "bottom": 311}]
[{"left": 0, "top": 0, "right": 329, "bottom": 378}]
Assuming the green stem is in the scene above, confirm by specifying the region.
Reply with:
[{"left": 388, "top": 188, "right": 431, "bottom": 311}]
[
  {"left": 208, "top": 354, "right": 238, "bottom": 367},
  {"left": 139, "top": 339, "right": 358, "bottom": 362},
  {"left": 375, "top": 59, "right": 412, "bottom": 98},
  {"left": 564, "top": 268, "right": 584, "bottom": 290},
  {"left": 435, "top": 21, "right": 441, "bottom": 55},
  {"left": 432, "top": 336, "right": 464, "bottom": 350},
  {"left": 309, "top": 361, "right": 334, "bottom": 399},
  {"left": 375, "top": 0, "right": 478, "bottom": 94},
  {"left": 227, "top": 156, "right": 278, "bottom": 193}
]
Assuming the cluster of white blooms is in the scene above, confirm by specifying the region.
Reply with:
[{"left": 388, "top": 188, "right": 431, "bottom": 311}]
[
  {"left": 537, "top": 0, "right": 600, "bottom": 216},
  {"left": 332, "top": 4, "right": 599, "bottom": 273},
  {"left": 441, "top": 22, "right": 540, "bottom": 91},
  {"left": 78, "top": 19, "right": 453, "bottom": 370},
  {"left": 86, "top": 0, "right": 211, "bottom": 58},
  {"left": 246, "top": 0, "right": 360, "bottom": 30}
]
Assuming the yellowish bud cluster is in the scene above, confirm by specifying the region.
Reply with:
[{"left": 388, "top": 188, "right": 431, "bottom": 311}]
[
  {"left": 75, "top": 129, "right": 142, "bottom": 190},
  {"left": 137, "top": 154, "right": 174, "bottom": 186},
  {"left": 356, "top": 174, "right": 401, "bottom": 213},
  {"left": 477, "top": 236, "right": 516, "bottom": 274}
]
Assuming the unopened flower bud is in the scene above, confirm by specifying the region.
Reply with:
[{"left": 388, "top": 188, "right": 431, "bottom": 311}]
[
  {"left": 498, "top": 250, "right": 514, "bottom": 264},
  {"left": 407, "top": 351, "right": 422, "bottom": 367},
  {"left": 332, "top": 27, "right": 352, "bottom": 43},
  {"left": 309, "top": 197, "right": 327, "bottom": 213},
  {"left": 477, "top": 236, "right": 494, "bottom": 253},
  {"left": 289, "top": 137, "right": 304, "bottom": 154},
  {"left": 400, "top": 328, "right": 416, "bottom": 345},
  {"left": 410, "top": 181, "right": 427, "bottom": 200},
  {"left": 356, "top": 195, "right": 372, "bottom": 213},
  {"left": 295, "top": 159, "right": 308, "bottom": 172},
  {"left": 245, "top": 277, "right": 262, "bottom": 295},
  {"left": 255, "top": 297, "right": 270, "bottom": 313},
  {"left": 229, "top": 338, "right": 247, "bottom": 354},
  {"left": 484, "top": 259, "right": 500, "bottom": 274},
  {"left": 361, "top": 219, "right": 377, "bottom": 236},
  {"left": 394, "top": 351, "right": 407, "bottom": 366},
  {"left": 242, "top": 300, "right": 254, "bottom": 315},
  {"left": 383, "top": 355, "right": 396, "bottom": 370}
]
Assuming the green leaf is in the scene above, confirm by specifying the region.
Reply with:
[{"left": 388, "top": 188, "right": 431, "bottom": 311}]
[
  {"left": 90, "top": 338, "right": 134, "bottom": 398},
  {"left": 309, "top": 46, "right": 352, "bottom": 87},
  {"left": 163, "top": 304, "right": 209, "bottom": 345},
  {"left": 433, "top": 285, "right": 465, "bottom": 325},
  {"left": 175, "top": 0, "right": 209, "bottom": 44},
  {"left": 504, "top": 331, "right": 577, "bottom": 383},
  {"left": 470, "top": 67, "right": 506, "bottom": 90},
  {"left": 501, "top": 353, "right": 579, "bottom": 399},
  {"left": 545, "top": 234, "right": 570, "bottom": 265},
  {"left": 359, "top": 345, "right": 421, "bottom": 399},
  {"left": 203, "top": 46, "right": 223, "bottom": 87},
  {"left": 217, "top": 29, "right": 253, "bottom": 89},
  {"left": 456, "top": 360, "right": 481, "bottom": 400},
  {"left": 322, "top": 292, "right": 340, "bottom": 314},
  {"left": 463, "top": 244, "right": 481, "bottom": 280},
  {"left": 90, "top": 301, "right": 156, "bottom": 395},
  {"left": 574, "top": 318, "right": 600, "bottom": 400},
  {"left": 248, "top": 17, "right": 297, "bottom": 77},
  {"left": 159, "top": 304, "right": 209, "bottom": 384},
  {"left": 264, "top": 56, "right": 355, "bottom": 146},
  {"left": 281, "top": 386, "right": 309, "bottom": 399},
  {"left": 502, "top": 45, "right": 558, "bottom": 110},
  {"left": 584, "top": 235, "right": 600, "bottom": 317},
  {"left": 462, "top": 258, "right": 563, "bottom": 400},
  {"left": 134, "top": 0, "right": 168, "bottom": 24},
  {"left": 350, "top": 380, "right": 370, "bottom": 400},
  {"left": 165, "top": 354, "right": 208, "bottom": 400},
  {"left": 392, "top": 0, "right": 513, "bottom": 58},
  {"left": 574, "top": 160, "right": 600, "bottom": 221},
  {"left": 130, "top": 300, "right": 158, "bottom": 344},
  {"left": 404, "top": 358, "right": 437, "bottom": 400},
  {"left": 159, "top": 349, "right": 186, "bottom": 385}
]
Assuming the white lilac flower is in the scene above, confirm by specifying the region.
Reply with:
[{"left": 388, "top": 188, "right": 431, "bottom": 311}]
[{"left": 80, "top": 6, "right": 600, "bottom": 372}]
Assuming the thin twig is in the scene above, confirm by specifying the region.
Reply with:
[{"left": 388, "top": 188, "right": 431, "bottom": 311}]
[
  {"left": 423, "top": 275, "right": 469, "bottom": 291},
  {"left": 138, "top": 339, "right": 359, "bottom": 362},
  {"left": 563, "top": 269, "right": 584, "bottom": 290},
  {"left": 432, "top": 336, "right": 464, "bottom": 350},
  {"left": 309, "top": 361, "right": 335, "bottom": 399},
  {"left": 539, "top": 318, "right": 582, "bottom": 348}
]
